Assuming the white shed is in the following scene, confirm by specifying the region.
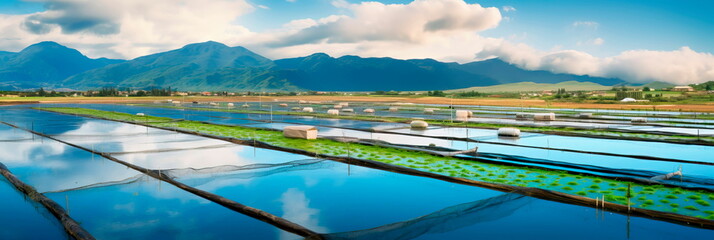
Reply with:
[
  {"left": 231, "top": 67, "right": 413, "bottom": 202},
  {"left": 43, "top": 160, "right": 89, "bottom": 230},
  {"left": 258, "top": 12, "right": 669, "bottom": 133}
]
[
  {"left": 341, "top": 108, "right": 354, "bottom": 112},
  {"left": 327, "top": 109, "right": 340, "bottom": 115},
  {"left": 455, "top": 110, "right": 470, "bottom": 120},
  {"left": 279, "top": 103, "right": 289, "bottom": 107},
  {"left": 498, "top": 127, "right": 521, "bottom": 137},
  {"left": 302, "top": 107, "right": 314, "bottom": 113},
  {"left": 631, "top": 117, "right": 648, "bottom": 123},
  {"left": 424, "top": 108, "right": 436, "bottom": 114},
  {"left": 338, "top": 102, "right": 349, "bottom": 107},
  {"left": 283, "top": 125, "right": 318, "bottom": 140},
  {"left": 363, "top": 108, "right": 375, "bottom": 113},
  {"left": 333, "top": 105, "right": 343, "bottom": 109},
  {"left": 227, "top": 103, "right": 234, "bottom": 107},
  {"left": 533, "top": 113, "right": 555, "bottom": 121},
  {"left": 621, "top": 98, "right": 637, "bottom": 102},
  {"left": 242, "top": 104, "right": 250, "bottom": 108},
  {"left": 136, "top": 113, "right": 145, "bottom": 116},
  {"left": 389, "top": 107, "right": 399, "bottom": 112},
  {"left": 410, "top": 120, "right": 429, "bottom": 129}
]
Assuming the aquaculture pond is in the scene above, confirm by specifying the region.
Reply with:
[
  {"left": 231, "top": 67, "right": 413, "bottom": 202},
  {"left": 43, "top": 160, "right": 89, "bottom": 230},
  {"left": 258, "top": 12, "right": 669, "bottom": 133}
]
[
  {"left": 71, "top": 103, "right": 714, "bottom": 175},
  {"left": 3, "top": 104, "right": 713, "bottom": 238},
  {"left": 37, "top": 107, "right": 714, "bottom": 221},
  {"left": 0, "top": 178, "right": 69, "bottom": 239},
  {"left": 69, "top": 103, "right": 713, "bottom": 161},
  {"left": 0, "top": 123, "right": 299, "bottom": 239}
]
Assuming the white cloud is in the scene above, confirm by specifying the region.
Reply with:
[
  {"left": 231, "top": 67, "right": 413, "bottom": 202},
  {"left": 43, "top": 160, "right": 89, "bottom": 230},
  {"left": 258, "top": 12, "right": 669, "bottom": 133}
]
[
  {"left": 0, "top": 0, "right": 256, "bottom": 59},
  {"left": 331, "top": 0, "right": 350, "bottom": 8},
  {"left": 0, "top": 0, "right": 712, "bottom": 85},
  {"left": 480, "top": 41, "right": 714, "bottom": 84},
  {"left": 502, "top": 6, "right": 516, "bottom": 12},
  {"left": 265, "top": 0, "right": 501, "bottom": 47},
  {"left": 577, "top": 37, "right": 604, "bottom": 46},
  {"left": 572, "top": 21, "right": 599, "bottom": 29},
  {"left": 592, "top": 37, "right": 604, "bottom": 46}
]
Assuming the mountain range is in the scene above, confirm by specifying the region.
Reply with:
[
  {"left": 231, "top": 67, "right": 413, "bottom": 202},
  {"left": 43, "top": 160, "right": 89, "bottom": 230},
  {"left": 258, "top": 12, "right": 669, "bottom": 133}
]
[
  {"left": 0, "top": 42, "right": 123, "bottom": 90},
  {"left": 0, "top": 41, "right": 626, "bottom": 91}
]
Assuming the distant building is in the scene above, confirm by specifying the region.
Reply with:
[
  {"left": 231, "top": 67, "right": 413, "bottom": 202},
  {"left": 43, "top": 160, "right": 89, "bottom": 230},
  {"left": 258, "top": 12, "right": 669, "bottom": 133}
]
[
  {"left": 672, "top": 86, "right": 694, "bottom": 92},
  {"left": 616, "top": 91, "right": 643, "bottom": 100}
]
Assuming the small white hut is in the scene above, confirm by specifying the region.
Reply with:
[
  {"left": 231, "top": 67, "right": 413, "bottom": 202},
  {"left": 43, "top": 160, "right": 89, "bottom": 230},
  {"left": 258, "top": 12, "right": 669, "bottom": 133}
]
[
  {"left": 136, "top": 113, "right": 145, "bottom": 116},
  {"left": 209, "top": 102, "right": 218, "bottom": 106},
  {"left": 424, "top": 108, "right": 436, "bottom": 114},
  {"left": 389, "top": 107, "right": 399, "bottom": 112},
  {"left": 341, "top": 108, "right": 354, "bottom": 113},
  {"left": 533, "top": 113, "right": 556, "bottom": 121},
  {"left": 227, "top": 103, "right": 235, "bottom": 107},
  {"left": 498, "top": 127, "right": 521, "bottom": 137},
  {"left": 455, "top": 110, "right": 470, "bottom": 120},
  {"left": 327, "top": 109, "right": 340, "bottom": 115},
  {"left": 338, "top": 102, "right": 349, "bottom": 107},
  {"left": 302, "top": 107, "right": 314, "bottom": 113},
  {"left": 242, "top": 104, "right": 250, "bottom": 108},
  {"left": 279, "top": 103, "right": 289, "bottom": 107},
  {"left": 283, "top": 125, "right": 318, "bottom": 140},
  {"left": 631, "top": 117, "right": 648, "bottom": 123},
  {"left": 363, "top": 108, "right": 375, "bottom": 113},
  {"left": 333, "top": 105, "right": 343, "bottom": 109},
  {"left": 410, "top": 120, "right": 429, "bottom": 129}
]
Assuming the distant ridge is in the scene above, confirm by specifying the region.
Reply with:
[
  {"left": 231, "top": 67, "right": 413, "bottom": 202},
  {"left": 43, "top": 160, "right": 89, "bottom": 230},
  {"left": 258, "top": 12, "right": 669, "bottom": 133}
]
[
  {"left": 64, "top": 41, "right": 300, "bottom": 92},
  {"left": 0, "top": 41, "right": 124, "bottom": 90},
  {"left": 0, "top": 41, "right": 631, "bottom": 91},
  {"left": 446, "top": 81, "right": 611, "bottom": 93}
]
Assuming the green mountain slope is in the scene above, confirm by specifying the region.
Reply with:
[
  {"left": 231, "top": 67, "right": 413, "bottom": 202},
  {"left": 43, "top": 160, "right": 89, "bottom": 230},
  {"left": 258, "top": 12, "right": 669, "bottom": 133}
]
[
  {"left": 0, "top": 42, "right": 123, "bottom": 90},
  {"left": 446, "top": 81, "right": 611, "bottom": 93},
  {"left": 64, "top": 41, "right": 300, "bottom": 91}
]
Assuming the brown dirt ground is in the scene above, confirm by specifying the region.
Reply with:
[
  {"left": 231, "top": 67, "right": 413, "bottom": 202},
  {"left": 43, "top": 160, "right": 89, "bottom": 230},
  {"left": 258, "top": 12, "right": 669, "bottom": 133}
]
[{"left": 2, "top": 96, "right": 714, "bottom": 112}]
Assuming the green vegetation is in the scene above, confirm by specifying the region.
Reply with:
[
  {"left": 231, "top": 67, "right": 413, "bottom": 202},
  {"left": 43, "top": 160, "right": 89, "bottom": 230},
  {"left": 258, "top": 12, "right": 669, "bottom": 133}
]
[
  {"left": 38, "top": 107, "right": 714, "bottom": 220},
  {"left": 129, "top": 103, "right": 714, "bottom": 144},
  {"left": 445, "top": 81, "right": 611, "bottom": 93}
]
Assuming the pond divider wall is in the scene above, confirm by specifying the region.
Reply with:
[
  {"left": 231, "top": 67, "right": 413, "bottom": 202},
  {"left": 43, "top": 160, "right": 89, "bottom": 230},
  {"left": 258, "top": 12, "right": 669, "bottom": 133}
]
[
  {"left": 336, "top": 139, "right": 714, "bottom": 191},
  {"left": 32, "top": 110, "right": 714, "bottom": 230},
  {"left": 132, "top": 104, "right": 714, "bottom": 146},
  {"left": 0, "top": 162, "right": 95, "bottom": 240},
  {"left": 305, "top": 122, "right": 714, "bottom": 167},
  {"left": 0, "top": 121, "right": 324, "bottom": 240}
]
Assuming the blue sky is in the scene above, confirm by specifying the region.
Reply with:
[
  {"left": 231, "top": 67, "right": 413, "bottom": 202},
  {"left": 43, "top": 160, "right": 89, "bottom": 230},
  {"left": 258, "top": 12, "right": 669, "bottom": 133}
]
[
  {"left": 0, "top": 0, "right": 712, "bottom": 84},
  {"left": 237, "top": 0, "right": 714, "bottom": 57},
  {"left": 4, "top": 0, "right": 712, "bottom": 56}
]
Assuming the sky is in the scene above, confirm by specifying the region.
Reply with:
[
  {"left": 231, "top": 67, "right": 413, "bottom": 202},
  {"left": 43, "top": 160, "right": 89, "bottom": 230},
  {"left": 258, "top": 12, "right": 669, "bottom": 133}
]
[{"left": 0, "top": 0, "right": 713, "bottom": 85}]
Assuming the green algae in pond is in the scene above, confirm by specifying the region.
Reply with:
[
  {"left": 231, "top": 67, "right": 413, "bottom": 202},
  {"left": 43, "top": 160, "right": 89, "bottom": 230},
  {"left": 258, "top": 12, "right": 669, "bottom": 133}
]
[{"left": 39, "top": 107, "right": 714, "bottom": 221}]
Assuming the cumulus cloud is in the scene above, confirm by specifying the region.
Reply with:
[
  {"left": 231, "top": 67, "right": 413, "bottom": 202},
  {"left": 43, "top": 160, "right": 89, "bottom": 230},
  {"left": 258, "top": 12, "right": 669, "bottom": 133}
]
[
  {"left": 480, "top": 41, "right": 714, "bottom": 84},
  {"left": 572, "top": 21, "right": 599, "bottom": 29},
  {"left": 1, "top": 0, "right": 255, "bottom": 59},
  {"left": 0, "top": 0, "right": 712, "bottom": 85},
  {"left": 266, "top": 0, "right": 501, "bottom": 47},
  {"left": 577, "top": 37, "right": 604, "bottom": 46}
]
